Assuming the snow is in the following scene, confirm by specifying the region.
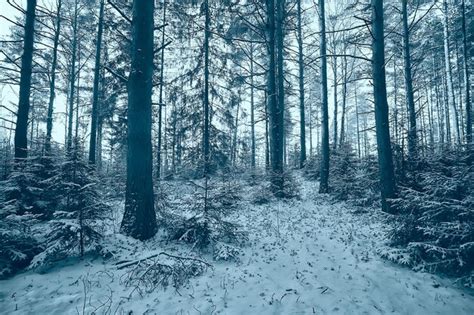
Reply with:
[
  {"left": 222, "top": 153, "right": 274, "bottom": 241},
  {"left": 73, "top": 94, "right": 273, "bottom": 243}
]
[{"left": 1, "top": 179, "right": 473, "bottom": 314}]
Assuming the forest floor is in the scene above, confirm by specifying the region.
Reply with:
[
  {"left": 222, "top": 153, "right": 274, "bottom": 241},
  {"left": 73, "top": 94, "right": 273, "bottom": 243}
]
[{"left": 0, "top": 177, "right": 473, "bottom": 315}]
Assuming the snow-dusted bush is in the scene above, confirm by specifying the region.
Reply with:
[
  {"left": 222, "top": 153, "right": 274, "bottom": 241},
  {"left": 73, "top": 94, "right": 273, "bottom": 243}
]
[
  {"left": 0, "top": 155, "right": 58, "bottom": 278},
  {"left": 0, "top": 210, "right": 42, "bottom": 279},
  {"left": 302, "top": 154, "right": 321, "bottom": 181},
  {"left": 159, "top": 177, "right": 247, "bottom": 256},
  {"left": 251, "top": 172, "right": 301, "bottom": 204},
  {"left": 386, "top": 149, "right": 474, "bottom": 282},
  {"left": 31, "top": 145, "right": 110, "bottom": 269}
]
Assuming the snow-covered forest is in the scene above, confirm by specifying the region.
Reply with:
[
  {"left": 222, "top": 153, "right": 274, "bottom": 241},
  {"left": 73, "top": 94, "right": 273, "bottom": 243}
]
[{"left": 0, "top": 0, "right": 473, "bottom": 313}]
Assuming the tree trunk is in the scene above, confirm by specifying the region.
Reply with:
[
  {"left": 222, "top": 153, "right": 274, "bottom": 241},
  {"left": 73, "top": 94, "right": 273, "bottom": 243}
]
[
  {"left": 121, "top": 0, "right": 157, "bottom": 240},
  {"left": 45, "top": 0, "right": 62, "bottom": 154},
  {"left": 89, "top": 0, "right": 105, "bottom": 164},
  {"left": 355, "top": 88, "right": 361, "bottom": 159},
  {"left": 275, "top": 0, "right": 286, "bottom": 194},
  {"left": 266, "top": 0, "right": 283, "bottom": 194},
  {"left": 443, "top": 0, "right": 461, "bottom": 145},
  {"left": 371, "top": 0, "right": 397, "bottom": 212},
  {"left": 203, "top": 0, "right": 210, "bottom": 177},
  {"left": 67, "top": 0, "right": 78, "bottom": 153},
  {"left": 319, "top": 0, "right": 330, "bottom": 193},
  {"left": 157, "top": 0, "right": 167, "bottom": 180},
  {"left": 332, "top": 55, "right": 338, "bottom": 150},
  {"left": 264, "top": 90, "right": 270, "bottom": 170},
  {"left": 461, "top": 0, "right": 472, "bottom": 150},
  {"left": 402, "top": 0, "right": 418, "bottom": 160},
  {"left": 14, "top": 0, "right": 37, "bottom": 160},
  {"left": 250, "top": 42, "right": 256, "bottom": 170},
  {"left": 339, "top": 52, "right": 348, "bottom": 148},
  {"left": 297, "top": 0, "right": 306, "bottom": 168}
]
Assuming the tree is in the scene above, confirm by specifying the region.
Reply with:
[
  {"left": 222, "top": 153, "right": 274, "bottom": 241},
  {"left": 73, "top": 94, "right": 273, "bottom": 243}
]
[
  {"left": 14, "top": 0, "right": 37, "bottom": 160},
  {"left": 88, "top": 0, "right": 105, "bottom": 164},
  {"left": 461, "top": 0, "right": 471, "bottom": 150},
  {"left": 371, "top": 0, "right": 397, "bottom": 212},
  {"left": 266, "top": 0, "right": 284, "bottom": 195},
  {"left": 45, "top": 0, "right": 62, "bottom": 154},
  {"left": 319, "top": 0, "right": 330, "bottom": 194},
  {"left": 297, "top": 0, "right": 306, "bottom": 168},
  {"left": 120, "top": 0, "right": 157, "bottom": 240},
  {"left": 401, "top": 0, "right": 417, "bottom": 161}
]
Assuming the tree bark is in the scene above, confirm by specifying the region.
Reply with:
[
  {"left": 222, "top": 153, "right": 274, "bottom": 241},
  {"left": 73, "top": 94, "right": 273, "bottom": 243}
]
[
  {"left": 45, "top": 0, "right": 62, "bottom": 154},
  {"left": 157, "top": 0, "right": 167, "bottom": 179},
  {"left": 250, "top": 42, "right": 256, "bottom": 170},
  {"left": 297, "top": 0, "right": 306, "bottom": 168},
  {"left": 371, "top": 0, "right": 397, "bottom": 212},
  {"left": 443, "top": 0, "right": 461, "bottom": 145},
  {"left": 14, "top": 0, "right": 37, "bottom": 160},
  {"left": 67, "top": 0, "right": 78, "bottom": 153},
  {"left": 461, "top": 0, "right": 472, "bottom": 150},
  {"left": 203, "top": 0, "right": 210, "bottom": 176},
  {"left": 402, "top": 0, "right": 417, "bottom": 160},
  {"left": 319, "top": 0, "right": 330, "bottom": 193},
  {"left": 89, "top": 0, "right": 105, "bottom": 164},
  {"left": 121, "top": 0, "right": 157, "bottom": 240},
  {"left": 266, "top": 0, "right": 284, "bottom": 194}
]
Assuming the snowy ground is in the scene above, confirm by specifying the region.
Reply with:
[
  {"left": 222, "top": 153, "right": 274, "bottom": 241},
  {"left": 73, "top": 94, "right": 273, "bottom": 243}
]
[{"left": 1, "top": 178, "right": 473, "bottom": 314}]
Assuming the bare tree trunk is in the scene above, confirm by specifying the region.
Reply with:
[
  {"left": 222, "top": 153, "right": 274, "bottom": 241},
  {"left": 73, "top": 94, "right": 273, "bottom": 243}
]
[
  {"left": 276, "top": 0, "right": 286, "bottom": 191},
  {"left": 402, "top": 0, "right": 417, "bottom": 160},
  {"left": 393, "top": 58, "right": 400, "bottom": 147},
  {"left": 339, "top": 52, "right": 348, "bottom": 148},
  {"left": 157, "top": 0, "right": 167, "bottom": 180},
  {"left": 89, "top": 0, "right": 105, "bottom": 164},
  {"left": 265, "top": 90, "right": 270, "bottom": 170},
  {"left": 461, "top": 0, "right": 472, "bottom": 151},
  {"left": 14, "top": 0, "right": 37, "bottom": 160},
  {"left": 266, "top": 0, "right": 284, "bottom": 194},
  {"left": 250, "top": 42, "right": 256, "bottom": 170},
  {"left": 443, "top": 0, "right": 461, "bottom": 145},
  {"left": 203, "top": 0, "right": 210, "bottom": 177},
  {"left": 67, "top": 0, "right": 78, "bottom": 153},
  {"left": 121, "top": 0, "right": 157, "bottom": 240},
  {"left": 371, "top": 0, "right": 397, "bottom": 212},
  {"left": 319, "top": 0, "right": 330, "bottom": 193},
  {"left": 332, "top": 55, "right": 338, "bottom": 150},
  {"left": 232, "top": 95, "right": 240, "bottom": 167},
  {"left": 355, "top": 88, "right": 361, "bottom": 159},
  {"left": 45, "top": 0, "right": 62, "bottom": 154},
  {"left": 297, "top": 0, "right": 306, "bottom": 168}
]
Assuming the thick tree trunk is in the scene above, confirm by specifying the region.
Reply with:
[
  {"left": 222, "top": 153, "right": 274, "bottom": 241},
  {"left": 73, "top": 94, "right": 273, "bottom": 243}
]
[
  {"left": 319, "top": 0, "right": 330, "bottom": 193},
  {"left": 14, "top": 0, "right": 37, "bottom": 160},
  {"left": 266, "top": 0, "right": 283, "bottom": 194},
  {"left": 121, "top": 0, "right": 157, "bottom": 240},
  {"left": 297, "top": 0, "right": 306, "bottom": 168},
  {"left": 45, "top": 0, "right": 62, "bottom": 154},
  {"left": 89, "top": 0, "right": 105, "bottom": 164},
  {"left": 402, "top": 0, "right": 417, "bottom": 160},
  {"left": 371, "top": 0, "right": 397, "bottom": 212}
]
